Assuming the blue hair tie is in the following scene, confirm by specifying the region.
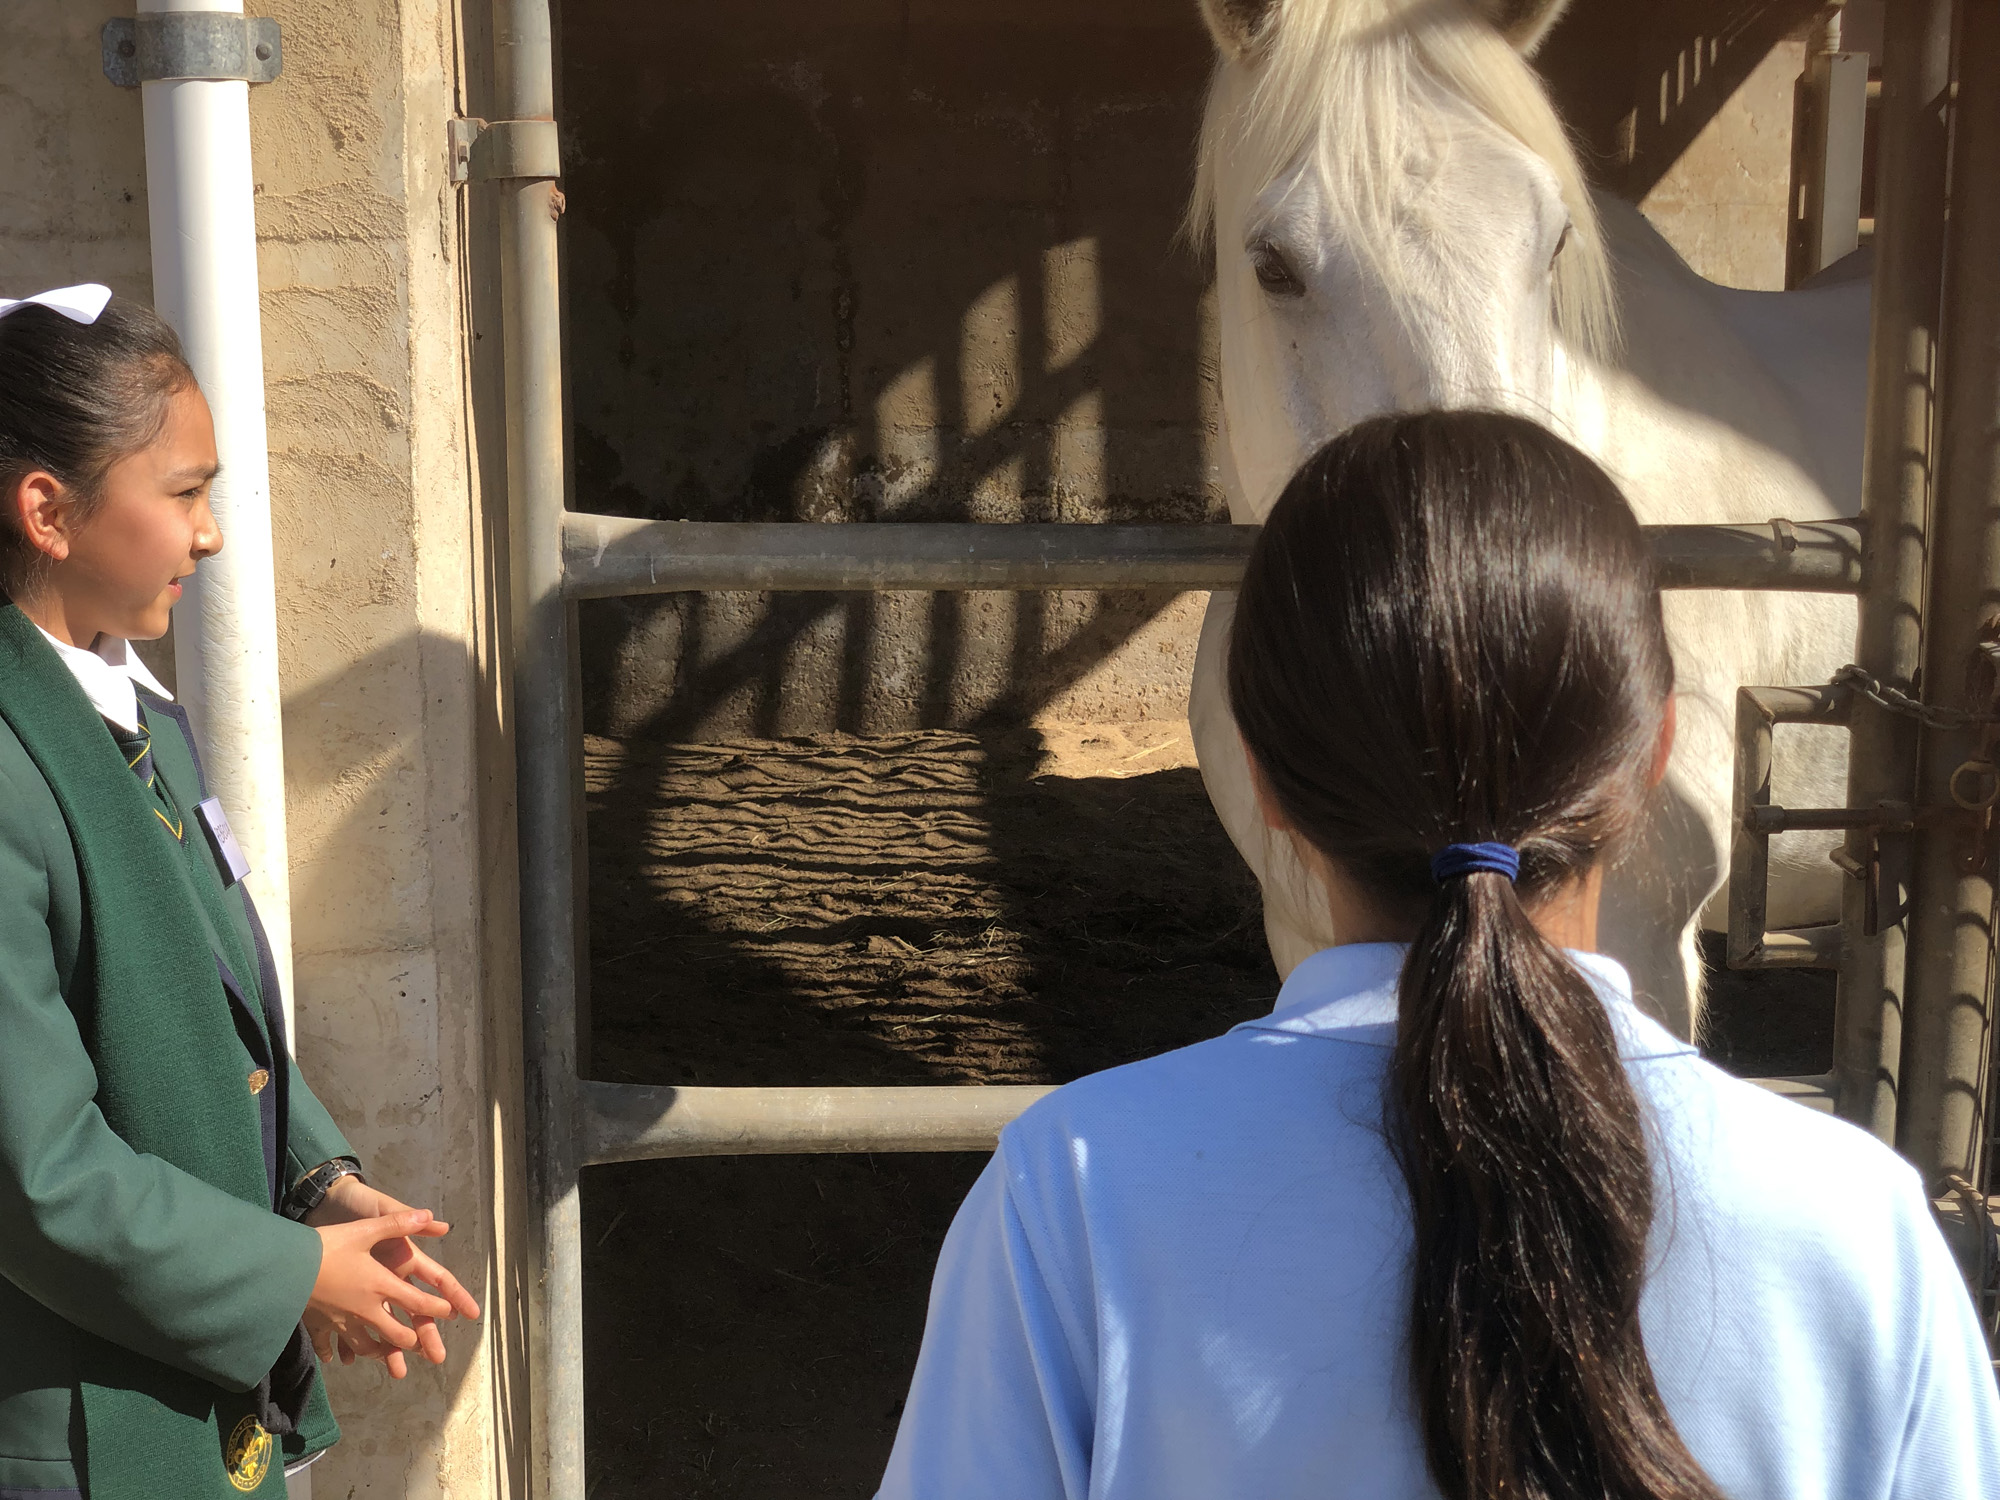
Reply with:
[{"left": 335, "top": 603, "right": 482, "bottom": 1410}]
[{"left": 1430, "top": 841, "right": 1520, "bottom": 884}]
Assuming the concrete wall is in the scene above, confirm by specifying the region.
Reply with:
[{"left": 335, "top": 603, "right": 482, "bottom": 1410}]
[
  {"left": 1537, "top": 0, "right": 1822, "bottom": 201},
  {"left": 0, "top": 5, "right": 150, "bottom": 292},
  {"left": 1641, "top": 34, "right": 1808, "bottom": 290},
  {"left": 561, "top": 1, "right": 1223, "bottom": 739},
  {"left": 0, "top": 3, "right": 518, "bottom": 1496},
  {"left": 1635, "top": 1, "right": 1883, "bottom": 290}
]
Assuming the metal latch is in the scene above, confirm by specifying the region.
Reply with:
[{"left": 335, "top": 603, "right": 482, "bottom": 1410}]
[
  {"left": 1727, "top": 677, "right": 1963, "bottom": 969},
  {"left": 102, "top": 14, "right": 283, "bottom": 88},
  {"left": 448, "top": 119, "right": 562, "bottom": 184},
  {"left": 1728, "top": 683, "right": 1859, "bottom": 970}
]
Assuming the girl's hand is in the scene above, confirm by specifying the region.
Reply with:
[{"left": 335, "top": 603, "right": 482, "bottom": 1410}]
[
  {"left": 306, "top": 1176, "right": 482, "bottom": 1370},
  {"left": 306, "top": 1210, "right": 460, "bottom": 1380}
]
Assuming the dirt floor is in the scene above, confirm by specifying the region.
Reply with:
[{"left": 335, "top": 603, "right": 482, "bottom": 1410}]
[{"left": 581, "top": 727, "right": 1834, "bottom": 1499}]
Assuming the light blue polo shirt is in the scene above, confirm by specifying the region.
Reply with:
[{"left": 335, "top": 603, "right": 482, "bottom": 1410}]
[{"left": 879, "top": 943, "right": 2000, "bottom": 1499}]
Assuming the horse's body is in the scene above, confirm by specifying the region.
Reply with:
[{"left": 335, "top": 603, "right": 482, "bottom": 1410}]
[{"left": 1187, "top": 0, "right": 1867, "bottom": 1034}]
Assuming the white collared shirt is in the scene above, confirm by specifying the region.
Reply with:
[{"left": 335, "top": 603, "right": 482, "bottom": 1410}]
[
  {"left": 33, "top": 626, "right": 174, "bottom": 734},
  {"left": 880, "top": 943, "right": 2000, "bottom": 1500}
]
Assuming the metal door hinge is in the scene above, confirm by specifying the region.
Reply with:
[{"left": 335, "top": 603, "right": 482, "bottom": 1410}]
[
  {"left": 449, "top": 118, "right": 562, "bottom": 184},
  {"left": 102, "top": 14, "right": 282, "bottom": 88}
]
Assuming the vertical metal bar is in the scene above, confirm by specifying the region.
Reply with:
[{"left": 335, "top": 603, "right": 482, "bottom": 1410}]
[
  {"left": 493, "top": 0, "right": 582, "bottom": 1493},
  {"left": 1733, "top": 691, "right": 1781, "bottom": 967},
  {"left": 1837, "top": 0, "right": 1954, "bottom": 1141},
  {"left": 1901, "top": 0, "right": 2000, "bottom": 1188}
]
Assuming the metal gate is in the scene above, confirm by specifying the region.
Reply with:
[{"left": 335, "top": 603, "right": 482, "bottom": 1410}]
[{"left": 461, "top": 0, "right": 2000, "bottom": 1493}]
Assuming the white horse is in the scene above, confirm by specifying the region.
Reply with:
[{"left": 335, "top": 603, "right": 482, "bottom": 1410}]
[{"left": 1186, "top": 0, "right": 1867, "bottom": 1036}]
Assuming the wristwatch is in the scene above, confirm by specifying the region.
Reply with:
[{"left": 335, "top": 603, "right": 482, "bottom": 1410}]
[{"left": 285, "top": 1157, "right": 365, "bottom": 1219}]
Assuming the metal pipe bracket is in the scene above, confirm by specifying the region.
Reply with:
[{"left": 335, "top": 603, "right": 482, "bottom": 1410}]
[
  {"left": 448, "top": 118, "right": 562, "bottom": 184},
  {"left": 102, "top": 14, "right": 282, "bottom": 87}
]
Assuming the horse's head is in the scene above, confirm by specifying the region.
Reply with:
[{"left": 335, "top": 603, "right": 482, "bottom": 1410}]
[{"left": 1191, "top": 0, "right": 1614, "bottom": 518}]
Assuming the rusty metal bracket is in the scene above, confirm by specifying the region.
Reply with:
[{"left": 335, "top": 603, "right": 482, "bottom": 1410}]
[{"left": 448, "top": 118, "right": 561, "bottom": 184}]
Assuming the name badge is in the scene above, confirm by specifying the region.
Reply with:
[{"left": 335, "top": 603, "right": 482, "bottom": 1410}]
[{"left": 195, "top": 797, "right": 251, "bottom": 886}]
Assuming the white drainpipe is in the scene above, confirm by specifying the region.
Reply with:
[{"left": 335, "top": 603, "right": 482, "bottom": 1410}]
[
  {"left": 127, "top": 12, "right": 308, "bottom": 1493},
  {"left": 134, "top": 0, "right": 296, "bottom": 1038}
]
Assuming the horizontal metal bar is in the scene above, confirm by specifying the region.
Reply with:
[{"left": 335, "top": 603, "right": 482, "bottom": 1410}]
[
  {"left": 562, "top": 515, "right": 1866, "bottom": 600},
  {"left": 579, "top": 1079, "right": 1056, "bottom": 1163},
  {"left": 563, "top": 517, "right": 1256, "bottom": 597},
  {"left": 1741, "top": 682, "right": 1856, "bottom": 726},
  {"left": 581, "top": 1070, "right": 1840, "bottom": 1164},
  {"left": 1647, "top": 520, "right": 1863, "bottom": 591},
  {"left": 1732, "top": 924, "right": 1846, "bottom": 969},
  {"left": 1752, "top": 1073, "right": 1838, "bottom": 1112},
  {"left": 1747, "top": 804, "right": 1912, "bottom": 834}
]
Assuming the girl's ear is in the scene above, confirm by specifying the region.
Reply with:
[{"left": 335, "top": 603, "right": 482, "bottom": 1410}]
[
  {"left": 1648, "top": 696, "right": 1677, "bottom": 790},
  {"left": 11, "top": 471, "right": 75, "bottom": 563}
]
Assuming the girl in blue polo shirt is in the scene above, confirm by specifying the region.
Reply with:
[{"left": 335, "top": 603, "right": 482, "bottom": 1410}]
[{"left": 878, "top": 410, "right": 2000, "bottom": 1500}]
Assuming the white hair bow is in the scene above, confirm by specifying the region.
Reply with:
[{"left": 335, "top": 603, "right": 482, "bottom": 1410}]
[{"left": 0, "top": 284, "right": 113, "bottom": 325}]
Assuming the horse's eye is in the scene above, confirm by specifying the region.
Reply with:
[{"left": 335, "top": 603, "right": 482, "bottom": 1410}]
[
  {"left": 1250, "top": 241, "right": 1306, "bottom": 298},
  {"left": 1552, "top": 224, "right": 1572, "bottom": 267}
]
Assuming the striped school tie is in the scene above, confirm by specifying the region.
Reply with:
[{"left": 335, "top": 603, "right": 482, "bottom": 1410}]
[{"left": 107, "top": 718, "right": 184, "bottom": 841}]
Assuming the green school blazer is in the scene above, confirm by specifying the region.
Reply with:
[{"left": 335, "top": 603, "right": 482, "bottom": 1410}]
[{"left": 0, "top": 611, "right": 355, "bottom": 1500}]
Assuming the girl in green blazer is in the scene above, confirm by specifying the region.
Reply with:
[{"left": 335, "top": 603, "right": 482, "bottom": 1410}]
[{"left": 0, "top": 287, "right": 479, "bottom": 1499}]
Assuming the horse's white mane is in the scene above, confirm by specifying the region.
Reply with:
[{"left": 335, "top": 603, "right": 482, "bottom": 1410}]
[{"left": 1188, "top": 0, "right": 1617, "bottom": 360}]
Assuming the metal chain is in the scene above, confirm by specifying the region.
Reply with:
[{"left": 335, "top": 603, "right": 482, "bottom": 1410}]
[{"left": 1832, "top": 663, "right": 2000, "bottom": 730}]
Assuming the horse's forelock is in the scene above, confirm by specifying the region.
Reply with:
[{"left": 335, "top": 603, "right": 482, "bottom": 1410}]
[{"left": 1189, "top": 0, "right": 1617, "bottom": 362}]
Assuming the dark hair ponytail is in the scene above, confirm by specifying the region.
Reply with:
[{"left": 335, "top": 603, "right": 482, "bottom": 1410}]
[
  {"left": 0, "top": 296, "right": 196, "bottom": 595},
  {"left": 1228, "top": 410, "right": 1722, "bottom": 1500}
]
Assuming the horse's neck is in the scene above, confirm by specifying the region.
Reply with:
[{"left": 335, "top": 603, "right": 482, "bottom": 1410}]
[{"left": 1552, "top": 197, "right": 1866, "bottom": 524}]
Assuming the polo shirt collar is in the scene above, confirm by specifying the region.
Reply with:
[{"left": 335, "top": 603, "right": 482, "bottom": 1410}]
[
  {"left": 1236, "top": 941, "right": 1695, "bottom": 1062},
  {"left": 33, "top": 625, "right": 174, "bottom": 734}
]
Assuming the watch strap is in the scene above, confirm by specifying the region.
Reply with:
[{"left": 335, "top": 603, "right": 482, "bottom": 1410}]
[{"left": 284, "top": 1156, "right": 365, "bottom": 1220}]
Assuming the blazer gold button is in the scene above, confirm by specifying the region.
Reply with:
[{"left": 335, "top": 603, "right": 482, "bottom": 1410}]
[{"left": 247, "top": 1069, "right": 271, "bottom": 1095}]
